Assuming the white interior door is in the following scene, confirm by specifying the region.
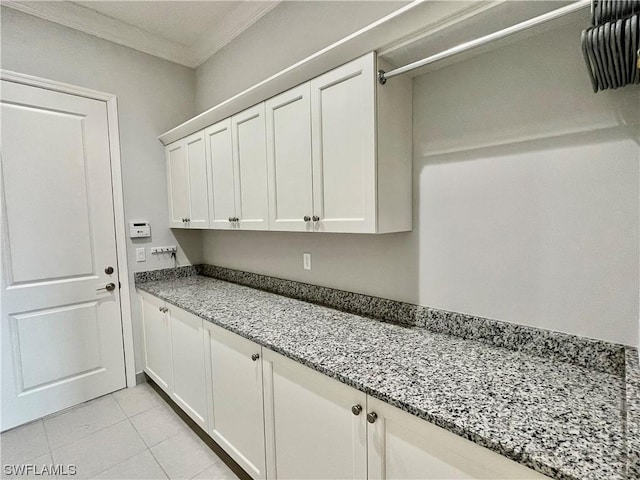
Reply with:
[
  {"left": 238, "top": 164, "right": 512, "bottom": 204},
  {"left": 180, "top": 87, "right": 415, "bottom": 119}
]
[
  {"left": 266, "top": 84, "right": 314, "bottom": 232},
  {"left": 1, "top": 80, "right": 126, "bottom": 431}
]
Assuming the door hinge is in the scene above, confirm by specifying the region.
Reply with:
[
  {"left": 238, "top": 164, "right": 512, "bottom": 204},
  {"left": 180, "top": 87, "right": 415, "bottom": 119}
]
[{"left": 118, "top": 281, "right": 121, "bottom": 289}]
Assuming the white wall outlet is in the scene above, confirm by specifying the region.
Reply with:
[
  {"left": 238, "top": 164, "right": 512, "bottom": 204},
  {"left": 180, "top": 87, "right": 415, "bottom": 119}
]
[
  {"left": 136, "top": 247, "right": 146, "bottom": 262},
  {"left": 303, "top": 252, "right": 311, "bottom": 270}
]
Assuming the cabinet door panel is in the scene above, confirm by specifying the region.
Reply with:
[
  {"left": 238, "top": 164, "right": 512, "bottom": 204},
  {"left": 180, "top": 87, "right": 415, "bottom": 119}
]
[
  {"left": 266, "top": 84, "right": 313, "bottom": 232},
  {"left": 206, "top": 119, "right": 236, "bottom": 230},
  {"left": 367, "top": 397, "right": 549, "bottom": 480},
  {"left": 166, "top": 142, "right": 189, "bottom": 228},
  {"left": 310, "top": 53, "right": 376, "bottom": 233},
  {"left": 263, "top": 349, "right": 367, "bottom": 479},
  {"left": 207, "top": 324, "right": 266, "bottom": 479},
  {"left": 139, "top": 292, "right": 172, "bottom": 392},
  {"left": 185, "top": 132, "right": 209, "bottom": 229},
  {"left": 169, "top": 306, "right": 208, "bottom": 430},
  {"left": 232, "top": 104, "right": 269, "bottom": 230}
]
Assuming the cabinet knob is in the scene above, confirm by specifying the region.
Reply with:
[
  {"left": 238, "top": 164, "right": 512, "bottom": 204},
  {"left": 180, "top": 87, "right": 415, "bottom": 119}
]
[
  {"left": 351, "top": 404, "right": 362, "bottom": 416},
  {"left": 186, "top": 218, "right": 190, "bottom": 222},
  {"left": 105, "top": 266, "right": 114, "bottom": 275},
  {"left": 251, "top": 353, "right": 260, "bottom": 361},
  {"left": 234, "top": 217, "right": 239, "bottom": 222},
  {"left": 228, "top": 217, "right": 233, "bottom": 222},
  {"left": 303, "top": 216, "right": 311, "bottom": 222},
  {"left": 367, "top": 412, "right": 378, "bottom": 424},
  {"left": 312, "top": 216, "right": 320, "bottom": 222}
]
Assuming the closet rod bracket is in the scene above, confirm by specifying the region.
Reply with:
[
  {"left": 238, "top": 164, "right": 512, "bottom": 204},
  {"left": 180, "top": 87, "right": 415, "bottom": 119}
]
[{"left": 377, "top": 69, "right": 387, "bottom": 85}]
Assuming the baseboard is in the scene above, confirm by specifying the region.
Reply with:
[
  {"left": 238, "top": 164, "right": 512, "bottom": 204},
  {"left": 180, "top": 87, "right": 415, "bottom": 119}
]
[{"left": 145, "top": 378, "right": 252, "bottom": 480}]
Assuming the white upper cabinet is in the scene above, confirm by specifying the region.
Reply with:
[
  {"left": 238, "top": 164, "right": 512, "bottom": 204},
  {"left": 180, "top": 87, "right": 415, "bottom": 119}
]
[
  {"left": 232, "top": 104, "right": 270, "bottom": 231},
  {"left": 166, "top": 131, "right": 210, "bottom": 229},
  {"left": 205, "top": 119, "right": 236, "bottom": 230},
  {"left": 266, "top": 84, "right": 314, "bottom": 232},
  {"left": 166, "top": 52, "right": 411, "bottom": 233},
  {"left": 310, "top": 54, "right": 376, "bottom": 233}
]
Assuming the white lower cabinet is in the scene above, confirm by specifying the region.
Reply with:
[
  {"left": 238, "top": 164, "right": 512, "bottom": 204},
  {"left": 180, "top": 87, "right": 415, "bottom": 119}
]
[
  {"left": 366, "top": 397, "right": 548, "bottom": 480},
  {"left": 262, "top": 349, "right": 367, "bottom": 479},
  {"left": 140, "top": 292, "right": 547, "bottom": 480},
  {"left": 167, "top": 306, "right": 209, "bottom": 430},
  {"left": 139, "top": 291, "right": 172, "bottom": 392},
  {"left": 204, "top": 323, "right": 267, "bottom": 479},
  {"left": 140, "top": 292, "right": 208, "bottom": 429}
]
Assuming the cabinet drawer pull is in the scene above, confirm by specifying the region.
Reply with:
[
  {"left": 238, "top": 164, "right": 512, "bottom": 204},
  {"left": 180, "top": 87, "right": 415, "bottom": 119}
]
[
  {"left": 251, "top": 353, "right": 260, "bottom": 361},
  {"left": 351, "top": 404, "right": 362, "bottom": 416},
  {"left": 367, "top": 412, "right": 377, "bottom": 424}
]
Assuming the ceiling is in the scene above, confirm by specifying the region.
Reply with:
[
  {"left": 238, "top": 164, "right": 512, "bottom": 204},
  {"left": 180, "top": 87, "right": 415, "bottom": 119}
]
[{"left": 2, "top": 1, "right": 281, "bottom": 68}]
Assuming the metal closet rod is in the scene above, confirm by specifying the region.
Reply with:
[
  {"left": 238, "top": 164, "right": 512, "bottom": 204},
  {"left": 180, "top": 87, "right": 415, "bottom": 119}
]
[{"left": 378, "top": 0, "right": 591, "bottom": 84}]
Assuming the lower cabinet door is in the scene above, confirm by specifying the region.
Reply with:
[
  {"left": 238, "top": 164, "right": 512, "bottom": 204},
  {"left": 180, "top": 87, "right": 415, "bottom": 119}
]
[
  {"left": 205, "top": 323, "right": 266, "bottom": 479},
  {"left": 139, "top": 291, "right": 172, "bottom": 393},
  {"left": 168, "top": 306, "right": 208, "bottom": 430},
  {"left": 262, "top": 349, "right": 367, "bottom": 479},
  {"left": 366, "top": 397, "right": 549, "bottom": 480}
]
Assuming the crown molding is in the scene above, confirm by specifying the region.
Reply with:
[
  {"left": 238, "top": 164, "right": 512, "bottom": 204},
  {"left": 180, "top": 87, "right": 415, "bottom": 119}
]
[
  {"left": 2, "top": 0, "right": 281, "bottom": 68},
  {"left": 191, "top": 1, "right": 281, "bottom": 67}
]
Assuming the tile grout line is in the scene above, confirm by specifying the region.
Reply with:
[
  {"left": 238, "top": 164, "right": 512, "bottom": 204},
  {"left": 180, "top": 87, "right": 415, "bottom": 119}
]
[
  {"left": 87, "top": 417, "right": 152, "bottom": 480},
  {"left": 146, "top": 444, "right": 171, "bottom": 480}
]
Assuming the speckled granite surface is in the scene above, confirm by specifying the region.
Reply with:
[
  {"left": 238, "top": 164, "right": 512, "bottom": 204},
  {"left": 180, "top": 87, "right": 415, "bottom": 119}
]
[
  {"left": 135, "top": 273, "right": 632, "bottom": 480},
  {"left": 136, "top": 265, "right": 624, "bottom": 375}
]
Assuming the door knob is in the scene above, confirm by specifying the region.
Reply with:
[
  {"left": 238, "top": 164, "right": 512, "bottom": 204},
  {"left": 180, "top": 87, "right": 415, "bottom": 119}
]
[
  {"left": 251, "top": 353, "right": 260, "bottom": 361},
  {"left": 97, "top": 282, "right": 116, "bottom": 292},
  {"left": 105, "top": 266, "right": 114, "bottom": 274},
  {"left": 351, "top": 404, "right": 362, "bottom": 416},
  {"left": 367, "top": 412, "right": 378, "bottom": 424}
]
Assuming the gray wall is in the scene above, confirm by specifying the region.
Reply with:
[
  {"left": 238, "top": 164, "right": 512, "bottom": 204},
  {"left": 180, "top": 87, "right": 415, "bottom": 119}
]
[
  {"left": 195, "top": 0, "right": 407, "bottom": 112},
  {"left": 1, "top": 7, "right": 202, "bottom": 372},
  {"left": 200, "top": 15, "right": 640, "bottom": 346}
]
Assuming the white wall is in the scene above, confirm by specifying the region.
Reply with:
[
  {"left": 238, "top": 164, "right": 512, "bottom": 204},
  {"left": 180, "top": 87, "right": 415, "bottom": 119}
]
[
  {"left": 201, "top": 15, "right": 639, "bottom": 346},
  {"left": 1, "top": 7, "right": 202, "bottom": 372},
  {"left": 195, "top": 0, "right": 407, "bottom": 112}
]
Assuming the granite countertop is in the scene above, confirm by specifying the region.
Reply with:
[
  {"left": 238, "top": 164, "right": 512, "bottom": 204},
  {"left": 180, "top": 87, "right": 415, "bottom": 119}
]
[{"left": 136, "top": 274, "right": 629, "bottom": 480}]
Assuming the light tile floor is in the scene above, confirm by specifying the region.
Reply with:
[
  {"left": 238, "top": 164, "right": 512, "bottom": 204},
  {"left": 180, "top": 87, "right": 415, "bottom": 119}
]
[{"left": 1, "top": 384, "right": 239, "bottom": 480}]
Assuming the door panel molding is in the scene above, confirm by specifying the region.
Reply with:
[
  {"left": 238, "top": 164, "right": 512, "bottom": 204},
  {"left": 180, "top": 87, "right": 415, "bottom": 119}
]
[{"left": 0, "top": 70, "right": 136, "bottom": 392}]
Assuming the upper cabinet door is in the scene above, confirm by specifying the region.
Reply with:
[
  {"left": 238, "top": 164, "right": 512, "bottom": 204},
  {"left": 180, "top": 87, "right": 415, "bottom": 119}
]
[
  {"left": 266, "top": 84, "right": 313, "bottom": 232},
  {"left": 185, "top": 131, "right": 210, "bottom": 229},
  {"left": 206, "top": 119, "right": 236, "bottom": 230},
  {"left": 232, "top": 104, "right": 269, "bottom": 230},
  {"left": 166, "top": 141, "right": 189, "bottom": 228},
  {"left": 310, "top": 53, "right": 376, "bottom": 233}
]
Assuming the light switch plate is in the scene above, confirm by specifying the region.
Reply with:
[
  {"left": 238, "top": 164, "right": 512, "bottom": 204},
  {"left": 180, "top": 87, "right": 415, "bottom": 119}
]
[
  {"left": 303, "top": 253, "right": 311, "bottom": 270},
  {"left": 136, "top": 247, "right": 146, "bottom": 262}
]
